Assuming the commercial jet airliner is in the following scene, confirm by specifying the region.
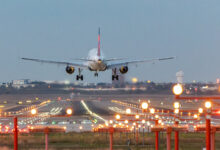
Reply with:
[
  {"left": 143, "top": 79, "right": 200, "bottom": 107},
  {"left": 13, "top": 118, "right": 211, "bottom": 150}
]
[{"left": 22, "top": 28, "right": 174, "bottom": 81}]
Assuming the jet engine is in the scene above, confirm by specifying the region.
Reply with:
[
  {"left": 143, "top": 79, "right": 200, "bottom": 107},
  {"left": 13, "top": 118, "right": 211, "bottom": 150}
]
[
  {"left": 66, "top": 66, "right": 75, "bottom": 74},
  {"left": 119, "top": 66, "right": 128, "bottom": 74}
]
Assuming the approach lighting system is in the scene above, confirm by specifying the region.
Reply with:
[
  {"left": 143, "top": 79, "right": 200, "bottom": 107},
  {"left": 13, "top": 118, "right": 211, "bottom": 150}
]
[{"left": 172, "top": 84, "right": 183, "bottom": 95}]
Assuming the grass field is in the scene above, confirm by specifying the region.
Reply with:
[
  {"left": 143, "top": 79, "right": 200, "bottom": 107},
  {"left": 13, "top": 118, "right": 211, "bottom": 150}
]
[{"left": 0, "top": 132, "right": 219, "bottom": 150}]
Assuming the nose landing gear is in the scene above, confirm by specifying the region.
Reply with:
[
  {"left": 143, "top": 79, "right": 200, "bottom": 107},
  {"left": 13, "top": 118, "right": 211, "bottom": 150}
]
[{"left": 94, "top": 72, "right": 99, "bottom": 77}]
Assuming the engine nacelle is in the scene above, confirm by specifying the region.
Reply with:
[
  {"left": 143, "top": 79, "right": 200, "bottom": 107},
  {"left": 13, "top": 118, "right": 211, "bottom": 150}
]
[
  {"left": 66, "top": 66, "right": 75, "bottom": 74},
  {"left": 119, "top": 66, "right": 128, "bottom": 74}
]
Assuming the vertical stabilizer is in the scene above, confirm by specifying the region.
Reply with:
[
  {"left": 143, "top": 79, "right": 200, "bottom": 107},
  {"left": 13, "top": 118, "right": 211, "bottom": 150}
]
[{"left": 98, "top": 27, "right": 101, "bottom": 57}]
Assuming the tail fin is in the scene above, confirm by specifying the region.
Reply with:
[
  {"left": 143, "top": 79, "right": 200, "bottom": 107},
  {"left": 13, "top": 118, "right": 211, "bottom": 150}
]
[{"left": 97, "top": 27, "right": 101, "bottom": 57}]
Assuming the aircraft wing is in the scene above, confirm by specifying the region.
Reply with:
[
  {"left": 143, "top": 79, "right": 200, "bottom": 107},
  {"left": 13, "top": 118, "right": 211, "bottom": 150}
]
[
  {"left": 22, "top": 58, "right": 88, "bottom": 68},
  {"left": 107, "top": 57, "right": 175, "bottom": 69}
]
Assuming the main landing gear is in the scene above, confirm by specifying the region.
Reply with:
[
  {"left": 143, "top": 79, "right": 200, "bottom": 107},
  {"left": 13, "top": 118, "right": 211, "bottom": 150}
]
[
  {"left": 112, "top": 68, "right": 119, "bottom": 81},
  {"left": 76, "top": 68, "right": 83, "bottom": 81}
]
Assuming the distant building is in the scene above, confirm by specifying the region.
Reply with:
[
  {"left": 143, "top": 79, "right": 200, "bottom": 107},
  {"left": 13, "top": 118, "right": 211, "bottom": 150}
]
[
  {"left": 12, "top": 79, "right": 30, "bottom": 85},
  {"left": 12, "top": 79, "right": 34, "bottom": 88},
  {"left": 176, "top": 71, "right": 184, "bottom": 84}
]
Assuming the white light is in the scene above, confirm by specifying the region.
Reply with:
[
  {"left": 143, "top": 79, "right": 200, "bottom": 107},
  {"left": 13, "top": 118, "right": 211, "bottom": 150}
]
[
  {"left": 205, "top": 101, "right": 212, "bottom": 109},
  {"left": 198, "top": 108, "right": 203, "bottom": 114},
  {"left": 173, "top": 84, "right": 183, "bottom": 95},
  {"left": 135, "top": 115, "right": 140, "bottom": 119},
  {"left": 31, "top": 109, "right": 37, "bottom": 115},
  {"left": 141, "top": 102, "right": 148, "bottom": 109},
  {"left": 158, "top": 120, "right": 162, "bottom": 124},
  {"left": 173, "top": 102, "right": 180, "bottom": 109},
  {"left": 126, "top": 108, "right": 131, "bottom": 114},
  {"left": 115, "top": 114, "right": 121, "bottom": 120},
  {"left": 66, "top": 108, "right": 73, "bottom": 115},
  {"left": 174, "top": 109, "right": 179, "bottom": 114},
  {"left": 150, "top": 108, "right": 155, "bottom": 114}
]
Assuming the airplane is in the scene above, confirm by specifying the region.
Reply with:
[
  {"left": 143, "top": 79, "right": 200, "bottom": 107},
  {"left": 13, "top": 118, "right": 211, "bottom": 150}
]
[{"left": 22, "top": 28, "right": 175, "bottom": 81}]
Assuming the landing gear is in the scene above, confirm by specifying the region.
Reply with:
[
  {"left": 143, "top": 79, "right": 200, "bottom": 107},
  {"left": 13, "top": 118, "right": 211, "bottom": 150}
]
[
  {"left": 76, "top": 68, "right": 83, "bottom": 81},
  {"left": 112, "top": 75, "right": 119, "bottom": 80},
  {"left": 112, "top": 68, "right": 119, "bottom": 81},
  {"left": 94, "top": 72, "right": 98, "bottom": 77},
  {"left": 76, "top": 75, "right": 83, "bottom": 81}
]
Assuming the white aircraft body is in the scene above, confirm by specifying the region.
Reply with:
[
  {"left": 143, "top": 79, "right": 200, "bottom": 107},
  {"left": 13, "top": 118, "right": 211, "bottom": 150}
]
[{"left": 22, "top": 28, "right": 174, "bottom": 81}]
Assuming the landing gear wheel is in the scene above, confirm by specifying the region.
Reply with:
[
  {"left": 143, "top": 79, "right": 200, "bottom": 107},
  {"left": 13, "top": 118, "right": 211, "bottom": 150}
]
[
  {"left": 116, "top": 75, "right": 119, "bottom": 80},
  {"left": 76, "top": 75, "right": 83, "bottom": 81},
  {"left": 112, "top": 75, "right": 119, "bottom": 81}
]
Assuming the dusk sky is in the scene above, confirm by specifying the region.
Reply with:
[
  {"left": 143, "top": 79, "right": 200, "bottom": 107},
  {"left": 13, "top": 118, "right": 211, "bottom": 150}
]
[{"left": 0, "top": 0, "right": 220, "bottom": 83}]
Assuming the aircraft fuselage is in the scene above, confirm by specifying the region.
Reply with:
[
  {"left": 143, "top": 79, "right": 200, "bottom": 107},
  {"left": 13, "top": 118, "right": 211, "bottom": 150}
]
[{"left": 88, "top": 59, "right": 107, "bottom": 71}]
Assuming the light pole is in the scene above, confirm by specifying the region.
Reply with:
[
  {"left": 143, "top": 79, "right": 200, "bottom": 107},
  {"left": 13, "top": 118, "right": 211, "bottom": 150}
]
[
  {"left": 173, "top": 102, "right": 180, "bottom": 150},
  {"left": 14, "top": 117, "right": 18, "bottom": 150},
  {"left": 205, "top": 101, "right": 212, "bottom": 150},
  {"left": 154, "top": 114, "right": 159, "bottom": 150}
]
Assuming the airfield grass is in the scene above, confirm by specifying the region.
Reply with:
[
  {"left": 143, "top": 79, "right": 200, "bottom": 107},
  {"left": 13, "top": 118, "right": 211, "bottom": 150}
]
[{"left": 0, "top": 132, "right": 219, "bottom": 150}]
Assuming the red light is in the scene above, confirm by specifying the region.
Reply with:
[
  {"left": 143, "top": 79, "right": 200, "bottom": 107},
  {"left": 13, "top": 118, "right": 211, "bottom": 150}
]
[{"left": 216, "top": 110, "right": 220, "bottom": 114}]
